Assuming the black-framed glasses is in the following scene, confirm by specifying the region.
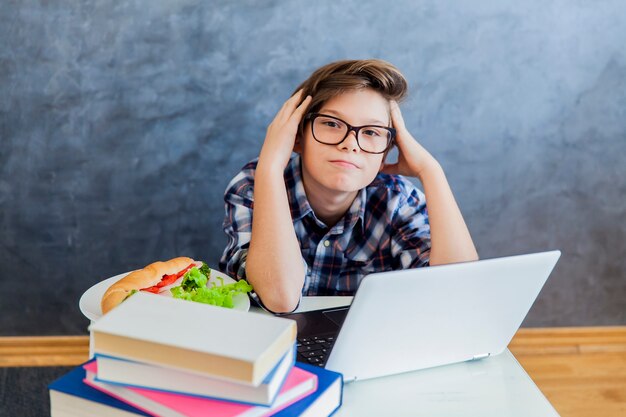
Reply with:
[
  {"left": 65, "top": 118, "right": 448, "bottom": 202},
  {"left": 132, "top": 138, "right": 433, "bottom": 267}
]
[{"left": 305, "top": 113, "right": 395, "bottom": 154}]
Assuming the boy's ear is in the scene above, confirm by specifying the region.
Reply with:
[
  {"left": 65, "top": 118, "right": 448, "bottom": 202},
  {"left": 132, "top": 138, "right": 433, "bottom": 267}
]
[{"left": 293, "top": 133, "right": 303, "bottom": 154}]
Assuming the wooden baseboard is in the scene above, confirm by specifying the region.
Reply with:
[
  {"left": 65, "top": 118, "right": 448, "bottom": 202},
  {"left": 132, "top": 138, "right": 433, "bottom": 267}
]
[
  {"left": 2, "top": 326, "right": 624, "bottom": 367},
  {"left": 0, "top": 335, "right": 89, "bottom": 367},
  {"left": 510, "top": 326, "right": 626, "bottom": 355}
]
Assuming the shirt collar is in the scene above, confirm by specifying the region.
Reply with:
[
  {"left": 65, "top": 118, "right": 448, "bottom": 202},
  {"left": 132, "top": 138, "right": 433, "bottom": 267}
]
[
  {"left": 285, "top": 154, "right": 366, "bottom": 233},
  {"left": 286, "top": 154, "right": 314, "bottom": 222}
]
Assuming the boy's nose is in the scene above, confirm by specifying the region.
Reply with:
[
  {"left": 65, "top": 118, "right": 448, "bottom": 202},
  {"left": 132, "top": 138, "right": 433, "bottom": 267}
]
[{"left": 339, "top": 131, "right": 360, "bottom": 152}]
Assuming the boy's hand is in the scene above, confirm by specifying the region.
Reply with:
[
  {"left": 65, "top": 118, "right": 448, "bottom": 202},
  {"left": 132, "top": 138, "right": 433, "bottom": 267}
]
[
  {"left": 381, "top": 101, "right": 440, "bottom": 180},
  {"left": 258, "top": 89, "right": 312, "bottom": 172}
]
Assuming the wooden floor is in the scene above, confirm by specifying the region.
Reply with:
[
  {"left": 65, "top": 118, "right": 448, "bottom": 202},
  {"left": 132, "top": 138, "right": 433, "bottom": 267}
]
[{"left": 1, "top": 326, "right": 625, "bottom": 417}]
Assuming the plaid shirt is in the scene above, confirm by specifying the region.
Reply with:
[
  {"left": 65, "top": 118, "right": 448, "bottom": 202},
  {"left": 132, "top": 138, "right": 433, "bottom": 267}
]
[{"left": 219, "top": 153, "right": 431, "bottom": 301}]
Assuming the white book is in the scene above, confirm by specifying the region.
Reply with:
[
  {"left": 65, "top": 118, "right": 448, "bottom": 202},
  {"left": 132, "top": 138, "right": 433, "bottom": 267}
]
[
  {"left": 95, "top": 345, "right": 295, "bottom": 406},
  {"left": 89, "top": 292, "right": 297, "bottom": 386}
]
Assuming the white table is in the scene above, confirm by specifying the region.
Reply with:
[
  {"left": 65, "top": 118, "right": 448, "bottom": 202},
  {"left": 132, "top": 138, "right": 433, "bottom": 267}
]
[
  {"left": 254, "top": 296, "right": 560, "bottom": 417},
  {"left": 335, "top": 349, "right": 558, "bottom": 417}
]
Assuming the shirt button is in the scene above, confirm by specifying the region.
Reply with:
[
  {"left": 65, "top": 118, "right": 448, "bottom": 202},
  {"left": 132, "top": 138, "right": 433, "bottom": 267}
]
[{"left": 324, "top": 240, "right": 330, "bottom": 247}]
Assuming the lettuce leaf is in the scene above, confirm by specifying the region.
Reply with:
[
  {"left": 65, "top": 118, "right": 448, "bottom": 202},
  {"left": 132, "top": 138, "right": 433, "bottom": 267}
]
[
  {"left": 181, "top": 267, "right": 208, "bottom": 292},
  {"left": 123, "top": 289, "right": 138, "bottom": 302},
  {"left": 170, "top": 266, "right": 253, "bottom": 308}
]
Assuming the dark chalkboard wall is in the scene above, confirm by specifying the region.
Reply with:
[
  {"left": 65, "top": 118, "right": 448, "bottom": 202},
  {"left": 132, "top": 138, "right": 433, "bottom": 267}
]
[{"left": 1, "top": 1, "right": 625, "bottom": 335}]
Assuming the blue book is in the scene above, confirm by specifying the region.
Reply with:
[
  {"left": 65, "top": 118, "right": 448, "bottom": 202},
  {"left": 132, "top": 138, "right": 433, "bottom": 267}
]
[
  {"left": 49, "top": 360, "right": 342, "bottom": 417},
  {"left": 94, "top": 344, "right": 296, "bottom": 406},
  {"left": 49, "top": 363, "right": 150, "bottom": 417},
  {"left": 273, "top": 363, "right": 343, "bottom": 417}
]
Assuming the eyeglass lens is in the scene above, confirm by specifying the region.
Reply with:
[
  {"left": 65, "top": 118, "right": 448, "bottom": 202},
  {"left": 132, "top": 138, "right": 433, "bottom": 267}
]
[{"left": 312, "top": 115, "right": 391, "bottom": 153}]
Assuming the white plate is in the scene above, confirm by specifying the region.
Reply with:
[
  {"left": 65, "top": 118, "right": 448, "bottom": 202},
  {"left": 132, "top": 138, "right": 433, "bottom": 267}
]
[{"left": 79, "top": 267, "right": 250, "bottom": 322}]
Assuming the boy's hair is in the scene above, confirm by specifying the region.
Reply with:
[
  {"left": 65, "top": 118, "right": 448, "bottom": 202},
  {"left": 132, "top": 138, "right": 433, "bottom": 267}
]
[{"left": 294, "top": 59, "right": 409, "bottom": 136}]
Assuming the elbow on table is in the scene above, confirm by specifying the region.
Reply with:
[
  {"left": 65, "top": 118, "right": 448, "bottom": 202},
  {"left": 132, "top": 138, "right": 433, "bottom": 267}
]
[
  {"left": 258, "top": 289, "right": 300, "bottom": 314},
  {"left": 245, "top": 264, "right": 304, "bottom": 314}
]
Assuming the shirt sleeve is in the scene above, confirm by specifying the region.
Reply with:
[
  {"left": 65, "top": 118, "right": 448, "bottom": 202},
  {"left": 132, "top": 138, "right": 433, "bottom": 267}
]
[
  {"left": 219, "top": 169, "right": 303, "bottom": 314},
  {"left": 219, "top": 171, "right": 254, "bottom": 282},
  {"left": 390, "top": 186, "right": 431, "bottom": 269}
]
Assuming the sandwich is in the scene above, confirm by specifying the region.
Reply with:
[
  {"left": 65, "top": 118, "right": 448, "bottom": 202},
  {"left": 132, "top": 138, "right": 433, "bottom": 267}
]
[{"left": 100, "top": 257, "right": 252, "bottom": 314}]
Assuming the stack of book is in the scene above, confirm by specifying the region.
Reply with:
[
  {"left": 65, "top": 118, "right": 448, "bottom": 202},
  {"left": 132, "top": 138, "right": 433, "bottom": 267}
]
[{"left": 49, "top": 292, "right": 343, "bottom": 417}]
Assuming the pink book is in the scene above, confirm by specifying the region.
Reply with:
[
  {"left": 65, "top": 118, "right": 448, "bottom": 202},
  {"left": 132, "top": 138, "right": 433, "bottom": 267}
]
[{"left": 83, "top": 361, "right": 317, "bottom": 417}]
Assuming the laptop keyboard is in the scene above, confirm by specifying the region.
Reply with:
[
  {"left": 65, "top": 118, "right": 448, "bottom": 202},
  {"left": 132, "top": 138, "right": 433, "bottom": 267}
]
[{"left": 296, "top": 334, "right": 337, "bottom": 367}]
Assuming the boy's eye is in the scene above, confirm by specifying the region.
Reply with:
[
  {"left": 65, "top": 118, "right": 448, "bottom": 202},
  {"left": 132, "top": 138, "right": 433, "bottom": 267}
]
[
  {"left": 362, "top": 128, "right": 382, "bottom": 137},
  {"left": 322, "top": 120, "right": 341, "bottom": 129}
]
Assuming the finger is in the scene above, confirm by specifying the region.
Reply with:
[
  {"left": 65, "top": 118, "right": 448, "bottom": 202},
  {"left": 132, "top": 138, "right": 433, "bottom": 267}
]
[
  {"left": 389, "top": 100, "right": 406, "bottom": 131},
  {"left": 284, "top": 95, "right": 311, "bottom": 132},
  {"left": 276, "top": 89, "right": 304, "bottom": 122},
  {"left": 280, "top": 89, "right": 305, "bottom": 118},
  {"left": 292, "top": 95, "right": 312, "bottom": 120}
]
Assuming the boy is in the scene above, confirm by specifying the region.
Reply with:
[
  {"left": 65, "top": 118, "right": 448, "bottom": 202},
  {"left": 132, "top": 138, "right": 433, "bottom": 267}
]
[{"left": 219, "top": 59, "right": 478, "bottom": 313}]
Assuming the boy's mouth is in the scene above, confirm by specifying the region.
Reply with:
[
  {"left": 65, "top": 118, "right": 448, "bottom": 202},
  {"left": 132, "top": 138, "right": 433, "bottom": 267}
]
[{"left": 329, "top": 159, "right": 360, "bottom": 169}]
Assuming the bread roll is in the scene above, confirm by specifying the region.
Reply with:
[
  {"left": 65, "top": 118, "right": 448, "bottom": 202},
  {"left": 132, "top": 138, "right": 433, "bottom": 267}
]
[{"left": 100, "top": 257, "right": 195, "bottom": 315}]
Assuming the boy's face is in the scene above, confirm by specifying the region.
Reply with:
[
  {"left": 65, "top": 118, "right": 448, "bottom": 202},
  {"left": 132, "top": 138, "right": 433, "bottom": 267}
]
[{"left": 296, "top": 88, "right": 390, "bottom": 194}]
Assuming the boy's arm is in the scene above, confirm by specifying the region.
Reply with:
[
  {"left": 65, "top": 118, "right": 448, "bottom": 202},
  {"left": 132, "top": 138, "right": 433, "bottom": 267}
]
[
  {"left": 416, "top": 159, "right": 478, "bottom": 265},
  {"left": 245, "top": 91, "right": 312, "bottom": 313},
  {"left": 219, "top": 168, "right": 307, "bottom": 313},
  {"left": 382, "top": 101, "right": 479, "bottom": 265},
  {"left": 245, "top": 164, "right": 305, "bottom": 312}
]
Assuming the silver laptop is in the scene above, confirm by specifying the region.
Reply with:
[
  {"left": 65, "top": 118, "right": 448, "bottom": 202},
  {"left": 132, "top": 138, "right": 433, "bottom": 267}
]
[{"left": 282, "top": 250, "right": 561, "bottom": 382}]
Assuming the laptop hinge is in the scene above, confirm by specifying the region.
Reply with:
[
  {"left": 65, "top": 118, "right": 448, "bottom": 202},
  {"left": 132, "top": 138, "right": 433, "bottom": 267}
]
[{"left": 472, "top": 353, "right": 491, "bottom": 361}]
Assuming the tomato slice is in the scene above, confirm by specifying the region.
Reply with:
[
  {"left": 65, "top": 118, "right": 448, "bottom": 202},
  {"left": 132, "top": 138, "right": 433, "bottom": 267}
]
[
  {"left": 140, "top": 263, "right": 196, "bottom": 293},
  {"left": 157, "top": 272, "right": 182, "bottom": 288}
]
